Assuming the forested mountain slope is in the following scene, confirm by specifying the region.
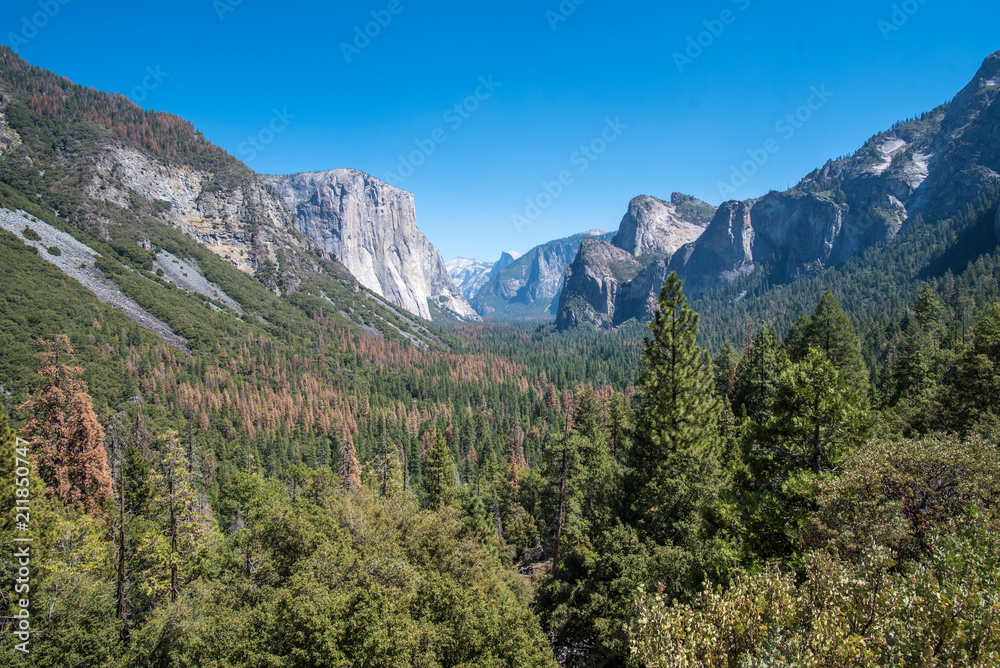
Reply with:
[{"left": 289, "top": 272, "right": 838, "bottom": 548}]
[{"left": 0, "top": 47, "right": 476, "bottom": 324}]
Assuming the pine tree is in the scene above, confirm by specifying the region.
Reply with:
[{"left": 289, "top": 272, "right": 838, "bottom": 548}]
[
  {"left": 756, "top": 347, "right": 870, "bottom": 477},
  {"left": 893, "top": 316, "right": 934, "bottom": 402},
  {"left": 19, "top": 335, "right": 113, "bottom": 515},
  {"left": 106, "top": 399, "right": 156, "bottom": 644},
  {"left": 550, "top": 407, "right": 576, "bottom": 573},
  {"left": 140, "top": 433, "right": 216, "bottom": 604},
  {"left": 507, "top": 427, "right": 526, "bottom": 489},
  {"left": 571, "top": 385, "right": 605, "bottom": 444},
  {"left": 544, "top": 384, "right": 560, "bottom": 411},
  {"left": 423, "top": 427, "right": 455, "bottom": 510},
  {"left": 606, "top": 391, "right": 629, "bottom": 460},
  {"left": 973, "top": 303, "right": 1000, "bottom": 362},
  {"left": 712, "top": 341, "right": 740, "bottom": 401},
  {"left": 913, "top": 283, "right": 945, "bottom": 333},
  {"left": 374, "top": 438, "right": 405, "bottom": 501},
  {"left": 733, "top": 324, "right": 782, "bottom": 424},
  {"left": 890, "top": 287, "right": 952, "bottom": 405},
  {"left": 786, "top": 292, "right": 869, "bottom": 391},
  {"left": 625, "top": 273, "right": 724, "bottom": 569},
  {"left": 338, "top": 427, "right": 362, "bottom": 492},
  {"left": 743, "top": 347, "right": 870, "bottom": 559}
]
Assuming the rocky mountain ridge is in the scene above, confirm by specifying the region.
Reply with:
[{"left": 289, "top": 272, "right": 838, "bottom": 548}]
[
  {"left": 446, "top": 257, "right": 494, "bottom": 300},
  {"left": 0, "top": 46, "right": 477, "bottom": 357},
  {"left": 555, "top": 193, "right": 716, "bottom": 327},
  {"left": 0, "top": 47, "right": 477, "bottom": 328},
  {"left": 558, "top": 50, "right": 1000, "bottom": 329},
  {"left": 471, "top": 230, "right": 612, "bottom": 320},
  {"left": 446, "top": 250, "right": 522, "bottom": 301}
]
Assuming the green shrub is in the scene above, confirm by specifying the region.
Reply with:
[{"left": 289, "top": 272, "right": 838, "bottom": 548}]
[{"left": 109, "top": 238, "right": 155, "bottom": 271}]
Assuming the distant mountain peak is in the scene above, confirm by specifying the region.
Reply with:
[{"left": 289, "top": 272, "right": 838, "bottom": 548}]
[
  {"left": 975, "top": 50, "right": 1000, "bottom": 81},
  {"left": 558, "top": 49, "right": 1000, "bottom": 330},
  {"left": 447, "top": 257, "right": 495, "bottom": 301},
  {"left": 612, "top": 193, "right": 716, "bottom": 257}
]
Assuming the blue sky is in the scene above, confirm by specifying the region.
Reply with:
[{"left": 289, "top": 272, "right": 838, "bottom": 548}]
[{"left": 3, "top": 0, "right": 999, "bottom": 261}]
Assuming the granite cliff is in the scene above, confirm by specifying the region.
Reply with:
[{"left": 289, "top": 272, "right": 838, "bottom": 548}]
[
  {"left": 555, "top": 193, "right": 715, "bottom": 327},
  {"left": 0, "top": 46, "right": 478, "bottom": 353},
  {"left": 446, "top": 251, "right": 521, "bottom": 302},
  {"left": 264, "top": 170, "right": 478, "bottom": 322}
]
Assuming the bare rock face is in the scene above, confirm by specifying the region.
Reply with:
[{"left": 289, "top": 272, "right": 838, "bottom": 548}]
[
  {"left": 556, "top": 238, "right": 643, "bottom": 329},
  {"left": 265, "top": 170, "right": 479, "bottom": 322},
  {"left": 667, "top": 200, "right": 755, "bottom": 298},
  {"left": 87, "top": 143, "right": 296, "bottom": 276},
  {"left": 613, "top": 194, "right": 714, "bottom": 257},
  {"left": 447, "top": 257, "right": 494, "bottom": 300},
  {"left": 471, "top": 232, "right": 610, "bottom": 319},
  {"left": 555, "top": 193, "right": 714, "bottom": 327},
  {"left": 493, "top": 251, "right": 520, "bottom": 273},
  {"left": 86, "top": 145, "right": 479, "bottom": 322}
]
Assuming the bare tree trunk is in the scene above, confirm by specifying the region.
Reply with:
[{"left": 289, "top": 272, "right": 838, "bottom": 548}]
[
  {"left": 116, "top": 446, "right": 126, "bottom": 642},
  {"left": 552, "top": 406, "right": 573, "bottom": 574},
  {"left": 169, "top": 458, "right": 178, "bottom": 602},
  {"left": 493, "top": 492, "right": 503, "bottom": 543}
]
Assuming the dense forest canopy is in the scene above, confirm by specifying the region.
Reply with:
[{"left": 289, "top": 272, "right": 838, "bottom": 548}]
[{"left": 3, "top": 269, "right": 1000, "bottom": 666}]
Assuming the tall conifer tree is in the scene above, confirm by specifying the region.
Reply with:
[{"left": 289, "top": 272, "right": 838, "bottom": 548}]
[
  {"left": 423, "top": 427, "right": 456, "bottom": 510},
  {"left": 626, "top": 273, "right": 724, "bottom": 564},
  {"left": 19, "top": 335, "right": 113, "bottom": 515},
  {"left": 733, "top": 324, "right": 782, "bottom": 424},
  {"left": 786, "top": 291, "right": 869, "bottom": 391}
]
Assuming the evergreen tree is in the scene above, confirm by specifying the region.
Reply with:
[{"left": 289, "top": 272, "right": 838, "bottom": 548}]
[
  {"left": 933, "top": 307, "right": 1000, "bottom": 435},
  {"left": 140, "top": 433, "right": 216, "bottom": 604},
  {"left": 756, "top": 347, "right": 870, "bottom": 477},
  {"left": 782, "top": 314, "right": 812, "bottom": 361},
  {"left": 423, "top": 427, "right": 456, "bottom": 510},
  {"left": 892, "top": 316, "right": 934, "bottom": 402},
  {"left": 338, "top": 427, "right": 362, "bottom": 492},
  {"left": 625, "top": 273, "right": 725, "bottom": 595},
  {"left": 571, "top": 385, "right": 604, "bottom": 445},
  {"left": 19, "top": 335, "right": 113, "bottom": 515},
  {"left": 742, "top": 347, "right": 871, "bottom": 559},
  {"left": 973, "top": 303, "right": 1000, "bottom": 362},
  {"left": 733, "top": 323, "right": 782, "bottom": 424},
  {"left": 373, "top": 438, "right": 405, "bottom": 501},
  {"left": 507, "top": 422, "right": 527, "bottom": 488},
  {"left": 606, "top": 391, "right": 629, "bottom": 461},
  {"left": 912, "top": 282, "right": 944, "bottom": 332},
  {"left": 786, "top": 292, "right": 869, "bottom": 392},
  {"left": 712, "top": 340, "right": 740, "bottom": 401}
]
